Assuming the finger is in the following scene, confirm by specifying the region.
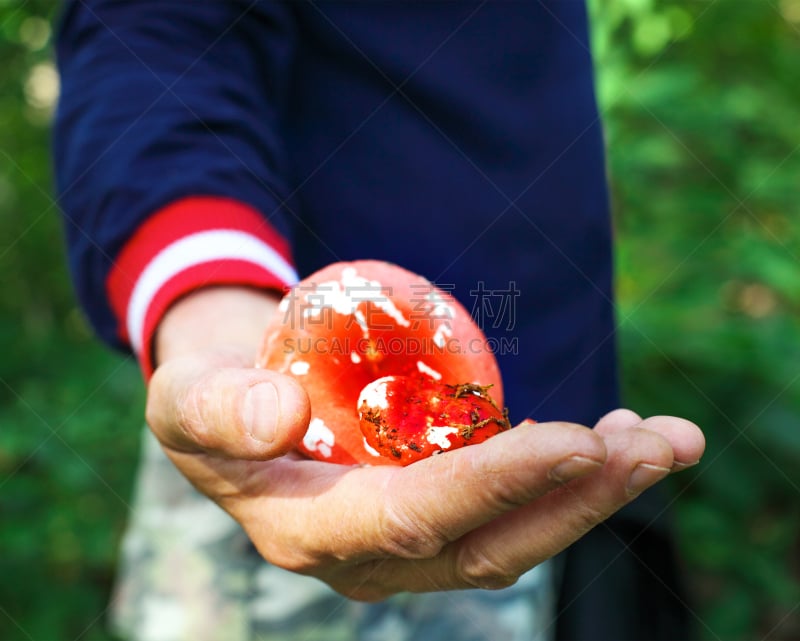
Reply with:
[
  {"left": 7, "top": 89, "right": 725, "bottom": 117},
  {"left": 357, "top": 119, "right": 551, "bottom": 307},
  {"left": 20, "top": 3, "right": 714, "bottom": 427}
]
[
  {"left": 242, "top": 420, "right": 607, "bottom": 570},
  {"left": 354, "top": 426, "right": 674, "bottom": 596},
  {"left": 367, "top": 421, "right": 607, "bottom": 560},
  {"left": 635, "top": 415, "right": 705, "bottom": 469},
  {"left": 146, "top": 352, "right": 311, "bottom": 459},
  {"left": 593, "top": 408, "right": 643, "bottom": 435},
  {"left": 595, "top": 411, "right": 704, "bottom": 470}
]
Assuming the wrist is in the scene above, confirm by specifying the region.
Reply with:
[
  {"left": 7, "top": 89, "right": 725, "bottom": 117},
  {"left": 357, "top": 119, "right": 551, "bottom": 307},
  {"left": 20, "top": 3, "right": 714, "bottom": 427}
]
[{"left": 154, "top": 286, "right": 282, "bottom": 367}]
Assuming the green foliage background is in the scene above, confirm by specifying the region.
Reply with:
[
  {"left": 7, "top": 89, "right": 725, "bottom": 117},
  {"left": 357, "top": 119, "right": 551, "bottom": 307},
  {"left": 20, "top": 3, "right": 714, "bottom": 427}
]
[
  {"left": 0, "top": 1, "right": 798, "bottom": 639},
  {"left": 589, "top": 1, "right": 800, "bottom": 638}
]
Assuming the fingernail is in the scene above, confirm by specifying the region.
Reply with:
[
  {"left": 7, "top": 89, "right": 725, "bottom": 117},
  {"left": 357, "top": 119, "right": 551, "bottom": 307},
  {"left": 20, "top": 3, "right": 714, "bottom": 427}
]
[
  {"left": 672, "top": 459, "right": 700, "bottom": 472},
  {"left": 627, "top": 463, "right": 671, "bottom": 496},
  {"left": 243, "top": 382, "right": 280, "bottom": 442},
  {"left": 549, "top": 456, "right": 603, "bottom": 483}
]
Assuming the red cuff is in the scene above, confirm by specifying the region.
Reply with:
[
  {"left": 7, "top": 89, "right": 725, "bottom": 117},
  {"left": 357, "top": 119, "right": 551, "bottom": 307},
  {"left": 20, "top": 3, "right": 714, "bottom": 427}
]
[{"left": 106, "top": 196, "right": 298, "bottom": 377}]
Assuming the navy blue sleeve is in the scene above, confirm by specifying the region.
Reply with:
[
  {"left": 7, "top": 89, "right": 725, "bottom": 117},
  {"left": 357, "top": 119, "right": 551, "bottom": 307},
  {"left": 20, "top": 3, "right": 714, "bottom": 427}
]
[{"left": 53, "top": 0, "right": 297, "bottom": 349}]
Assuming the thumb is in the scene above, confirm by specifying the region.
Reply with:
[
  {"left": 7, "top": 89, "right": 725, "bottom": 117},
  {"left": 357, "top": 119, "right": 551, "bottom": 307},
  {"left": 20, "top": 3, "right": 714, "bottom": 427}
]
[{"left": 146, "top": 352, "right": 311, "bottom": 460}]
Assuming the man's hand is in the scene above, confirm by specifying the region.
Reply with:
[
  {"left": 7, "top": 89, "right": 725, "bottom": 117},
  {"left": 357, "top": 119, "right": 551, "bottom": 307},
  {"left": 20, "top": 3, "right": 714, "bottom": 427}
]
[{"left": 146, "top": 287, "right": 705, "bottom": 601}]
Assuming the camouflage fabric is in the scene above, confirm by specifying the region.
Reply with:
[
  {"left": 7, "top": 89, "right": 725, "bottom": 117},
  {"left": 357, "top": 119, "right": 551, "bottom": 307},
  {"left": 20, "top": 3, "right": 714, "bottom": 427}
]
[{"left": 110, "top": 429, "right": 555, "bottom": 641}]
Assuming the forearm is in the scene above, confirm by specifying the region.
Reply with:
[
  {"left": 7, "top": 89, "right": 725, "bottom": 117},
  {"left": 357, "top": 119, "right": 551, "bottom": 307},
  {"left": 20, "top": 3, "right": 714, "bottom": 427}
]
[{"left": 55, "top": 1, "right": 297, "bottom": 359}]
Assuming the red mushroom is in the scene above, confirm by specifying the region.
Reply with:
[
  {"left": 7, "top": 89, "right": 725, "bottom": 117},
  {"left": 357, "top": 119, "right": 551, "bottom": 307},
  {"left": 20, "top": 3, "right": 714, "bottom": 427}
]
[{"left": 256, "top": 260, "right": 511, "bottom": 466}]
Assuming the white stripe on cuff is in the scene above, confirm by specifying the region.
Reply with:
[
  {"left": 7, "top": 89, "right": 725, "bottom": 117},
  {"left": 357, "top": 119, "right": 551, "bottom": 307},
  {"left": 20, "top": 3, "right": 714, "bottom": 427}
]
[{"left": 126, "top": 229, "right": 299, "bottom": 355}]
